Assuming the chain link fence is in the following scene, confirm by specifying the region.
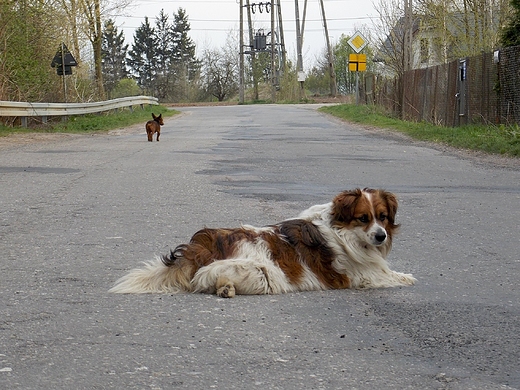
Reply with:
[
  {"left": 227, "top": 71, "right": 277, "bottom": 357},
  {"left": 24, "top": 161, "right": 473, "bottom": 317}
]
[{"left": 361, "top": 45, "right": 520, "bottom": 127}]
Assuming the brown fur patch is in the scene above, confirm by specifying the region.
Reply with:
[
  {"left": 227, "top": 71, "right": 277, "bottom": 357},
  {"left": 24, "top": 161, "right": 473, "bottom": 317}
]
[
  {"left": 172, "top": 228, "right": 259, "bottom": 266},
  {"left": 261, "top": 231, "right": 305, "bottom": 285},
  {"left": 331, "top": 188, "right": 364, "bottom": 224},
  {"left": 277, "top": 219, "right": 350, "bottom": 289}
]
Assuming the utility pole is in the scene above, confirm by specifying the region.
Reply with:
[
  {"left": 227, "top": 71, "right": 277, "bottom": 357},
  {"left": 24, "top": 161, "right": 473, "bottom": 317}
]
[
  {"left": 301, "top": 0, "right": 308, "bottom": 41},
  {"left": 319, "top": 0, "right": 337, "bottom": 96},
  {"left": 276, "top": 1, "right": 286, "bottom": 67},
  {"left": 295, "top": 0, "right": 304, "bottom": 98},
  {"left": 246, "top": 0, "right": 258, "bottom": 100},
  {"left": 239, "top": 0, "right": 245, "bottom": 103},
  {"left": 270, "top": 0, "right": 276, "bottom": 102}
]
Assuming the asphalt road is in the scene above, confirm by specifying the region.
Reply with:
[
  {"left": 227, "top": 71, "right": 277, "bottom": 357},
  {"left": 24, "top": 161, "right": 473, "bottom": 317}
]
[{"left": 0, "top": 104, "right": 519, "bottom": 390}]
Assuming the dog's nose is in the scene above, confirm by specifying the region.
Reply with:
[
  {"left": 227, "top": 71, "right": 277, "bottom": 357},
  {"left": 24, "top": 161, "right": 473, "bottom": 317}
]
[{"left": 375, "top": 230, "right": 387, "bottom": 243}]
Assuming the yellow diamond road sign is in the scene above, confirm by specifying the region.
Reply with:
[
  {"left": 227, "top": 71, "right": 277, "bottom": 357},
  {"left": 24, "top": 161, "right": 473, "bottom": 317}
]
[{"left": 347, "top": 31, "right": 368, "bottom": 53}]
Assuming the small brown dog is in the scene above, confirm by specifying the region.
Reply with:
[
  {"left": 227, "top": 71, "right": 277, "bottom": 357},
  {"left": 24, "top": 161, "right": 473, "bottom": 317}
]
[{"left": 146, "top": 113, "right": 164, "bottom": 142}]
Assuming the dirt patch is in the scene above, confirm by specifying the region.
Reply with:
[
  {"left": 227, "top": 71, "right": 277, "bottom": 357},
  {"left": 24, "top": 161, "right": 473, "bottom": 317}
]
[
  {"left": 0, "top": 122, "right": 147, "bottom": 150},
  {"left": 0, "top": 132, "right": 85, "bottom": 149}
]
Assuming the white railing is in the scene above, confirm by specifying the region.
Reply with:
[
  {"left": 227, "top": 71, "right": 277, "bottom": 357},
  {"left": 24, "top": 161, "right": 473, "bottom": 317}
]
[{"left": 0, "top": 96, "right": 159, "bottom": 127}]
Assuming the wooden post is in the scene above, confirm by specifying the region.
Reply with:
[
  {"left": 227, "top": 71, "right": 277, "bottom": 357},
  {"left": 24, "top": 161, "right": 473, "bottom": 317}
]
[
  {"left": 318, "top": 0, "right": 337, "bottom": 96},
  {"left": 239, "top": 0, "right": 245, "bottom": 104},
  {"left": 295, "top": 0, "right": 304, "bottom": 98},
  {"left": 246, "top": 0, "right": 258, "bottom": 101},
  {"left": 61, "top": 42, "right": 67, "bottom": 103},
  {"left": 270, "top": 0, "right": 276, "bottom": 102}
]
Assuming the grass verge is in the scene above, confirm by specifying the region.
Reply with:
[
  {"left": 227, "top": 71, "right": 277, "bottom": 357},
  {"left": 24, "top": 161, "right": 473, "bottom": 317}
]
[
  {"left": 319, "top": 104, "right": 520, "bottom": 158},
  {"left": 0, "top": 105, "right": 178, "bottom": 137}
]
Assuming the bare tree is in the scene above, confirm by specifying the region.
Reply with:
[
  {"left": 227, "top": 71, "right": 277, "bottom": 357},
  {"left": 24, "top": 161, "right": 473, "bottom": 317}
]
[
  {"left": 372, "top": 0, "right": 408, "bottom": 75},
  {"left": 57, "top": 0, "right": 131, "bottom": 100},
  {"left": 201, "top": 38, "right": 239, "bottom": 102},
  {"left": 78, "top": 0, "right": 104, "bottom": 98},
  {"left": 416, "top": 0, "right": 509, "bottom": 58}
]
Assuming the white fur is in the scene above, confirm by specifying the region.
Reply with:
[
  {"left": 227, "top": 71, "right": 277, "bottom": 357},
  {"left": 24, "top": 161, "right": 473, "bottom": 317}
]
[{"left": 109, "top": 257, "right": 183, "bottom": 294}]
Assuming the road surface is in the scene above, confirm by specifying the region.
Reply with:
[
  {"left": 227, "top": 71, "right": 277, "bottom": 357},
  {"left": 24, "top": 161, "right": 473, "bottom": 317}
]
[{"left": 1, "top": 104, "right": 519, "bottom": 389}]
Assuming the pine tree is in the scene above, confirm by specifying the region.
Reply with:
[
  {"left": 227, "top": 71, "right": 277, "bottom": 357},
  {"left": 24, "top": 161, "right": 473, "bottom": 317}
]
[
  {"left": 154, "top": 9, "right": 175, "bottom": 68},
  {"left": 127, "top": 17, "right": 157, "bottom": 94},
  {"left": 153, "top": 9, "right": 176, "bottom": 99},
  {"left": 167, "top": 8, "right": 200, "bottom": 101},
  {"left": 127, "top": 9, "right": 199, "bottom": 101},
  {"left": 171, "top": 8, "right": 200, "bottom": 80},
  {"left": 102, "top": 19, "right": 129, "bottom": 99},
  {"left": 172, "top": 9, "right": 194, "bottom": 63}
]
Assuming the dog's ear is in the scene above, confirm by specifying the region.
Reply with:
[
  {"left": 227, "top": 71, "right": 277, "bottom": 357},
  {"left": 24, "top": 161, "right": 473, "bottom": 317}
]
[
  {"left": 152, "top": 113, "right": 157, "bottom": 119},
  {"left": 381, "top": 190, "right": 398, "bottom": 223},
  {"left": 331, "top": 189, "right": 362, "bottom": 223}
]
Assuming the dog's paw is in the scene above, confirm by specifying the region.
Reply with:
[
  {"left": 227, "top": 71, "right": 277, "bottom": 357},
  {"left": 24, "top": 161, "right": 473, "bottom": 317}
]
[
  {"left": 216, "top": 277, "right": 236, "bottom": 298},
  {"left": 216, "top": 283, "right": 236, "bottom": 298},
  {"left": 397, "top": 272, "right": 416, "bottom": 285}
]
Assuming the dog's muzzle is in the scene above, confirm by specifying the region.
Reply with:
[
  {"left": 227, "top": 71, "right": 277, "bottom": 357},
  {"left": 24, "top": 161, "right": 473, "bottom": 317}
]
[{"left": 373, "top": 228, "right": 387, "bottom": 245}]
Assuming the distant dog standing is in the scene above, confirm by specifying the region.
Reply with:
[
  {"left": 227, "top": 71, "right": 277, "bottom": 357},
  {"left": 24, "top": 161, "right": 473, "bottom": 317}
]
[{"left": 146, "top": 113, "right": 164, "bottom": 142}]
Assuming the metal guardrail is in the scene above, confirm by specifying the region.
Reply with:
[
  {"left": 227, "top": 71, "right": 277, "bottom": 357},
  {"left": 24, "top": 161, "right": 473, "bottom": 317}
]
[{"left": 0, "top": 96, "right": 159, "bottom": 127}]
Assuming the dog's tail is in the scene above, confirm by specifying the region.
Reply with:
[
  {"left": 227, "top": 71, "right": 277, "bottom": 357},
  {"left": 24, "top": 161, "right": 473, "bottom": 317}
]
[{"left": 109, "top": 248, "right": 195, "bottom": 294}]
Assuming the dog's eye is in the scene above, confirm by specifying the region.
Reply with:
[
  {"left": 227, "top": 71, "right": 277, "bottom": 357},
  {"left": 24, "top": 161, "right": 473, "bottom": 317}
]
[
  {"left": 379, "top": 213, "right": 387, "bottom": 222},
  {"left": 357, "top": 215, "right": 369, "bottom": 223}
]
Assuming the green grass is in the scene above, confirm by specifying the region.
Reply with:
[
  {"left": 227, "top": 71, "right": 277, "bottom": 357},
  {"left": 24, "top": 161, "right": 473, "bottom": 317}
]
[
  {"left": 0, "top": 105, "right": 179, "bottom": 137},
  {"left": 320, "top": 104, "right": 520, "bottom": 158}
]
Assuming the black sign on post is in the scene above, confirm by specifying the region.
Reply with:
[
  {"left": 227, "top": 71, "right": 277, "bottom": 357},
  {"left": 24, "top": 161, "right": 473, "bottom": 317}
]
[
  {"left": 51, "top": 43, "right": 78, "bottom": 102},
  {"left": 51, "top": 43, "right": 77, "bottom": 75}
]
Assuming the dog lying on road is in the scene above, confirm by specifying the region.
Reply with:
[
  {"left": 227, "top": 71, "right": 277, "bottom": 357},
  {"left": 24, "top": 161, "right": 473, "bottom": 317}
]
[{"left": 109, "top": 188, "right": 416, "bottom": 297}]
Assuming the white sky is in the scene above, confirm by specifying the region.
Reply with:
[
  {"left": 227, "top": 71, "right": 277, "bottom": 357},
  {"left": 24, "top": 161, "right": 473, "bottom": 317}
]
[{"left": 114, "top": 0, "right": 379, "bottom": 70}]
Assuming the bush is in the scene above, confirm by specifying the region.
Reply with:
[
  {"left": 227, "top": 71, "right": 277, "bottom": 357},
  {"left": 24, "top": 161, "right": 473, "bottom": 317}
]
[{"left": 111, "top": 78, "right": 142, "bottom": 99}]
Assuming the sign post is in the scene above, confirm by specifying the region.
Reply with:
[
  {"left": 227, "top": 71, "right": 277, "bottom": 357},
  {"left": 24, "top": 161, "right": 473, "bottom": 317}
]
[
  {"left": 347, "top": 31, "right": 369, "bottom": 105},
  {"left": 51, "top": 43, "right": 78, "bottom": 102}
]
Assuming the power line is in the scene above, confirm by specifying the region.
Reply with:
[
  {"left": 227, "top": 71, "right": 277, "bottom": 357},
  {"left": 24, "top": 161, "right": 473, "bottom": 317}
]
[
  {"left": 118, "top": 24, "right": 378, "bottom": 32},
  {"left": 117, "top": 15, "right": 376, "bottom": 22}
]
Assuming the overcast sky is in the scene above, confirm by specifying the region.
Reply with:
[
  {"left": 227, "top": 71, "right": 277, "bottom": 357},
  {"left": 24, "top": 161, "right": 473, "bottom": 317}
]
[{"left": 115, "top": 0, "right": 378, "bottom": 69}]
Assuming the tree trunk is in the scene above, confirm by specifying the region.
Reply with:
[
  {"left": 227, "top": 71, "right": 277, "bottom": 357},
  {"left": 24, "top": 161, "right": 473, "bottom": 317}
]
[{"left": 94, "top": 0, "right": 105, "bottom": 99}]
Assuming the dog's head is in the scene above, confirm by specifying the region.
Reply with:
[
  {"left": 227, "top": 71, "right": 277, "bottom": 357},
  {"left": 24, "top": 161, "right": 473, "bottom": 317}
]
[
  {"left": 331, "top": 188, "right": 399, "bottom": 247},
  {"left": 152, "top": 113, "right": 164, "bottom": 125}
]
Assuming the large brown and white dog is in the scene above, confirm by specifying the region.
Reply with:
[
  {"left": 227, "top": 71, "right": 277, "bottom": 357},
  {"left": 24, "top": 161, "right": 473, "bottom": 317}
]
[{"left": 109, "top": 188, "right": 416, "bottom": 297}]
